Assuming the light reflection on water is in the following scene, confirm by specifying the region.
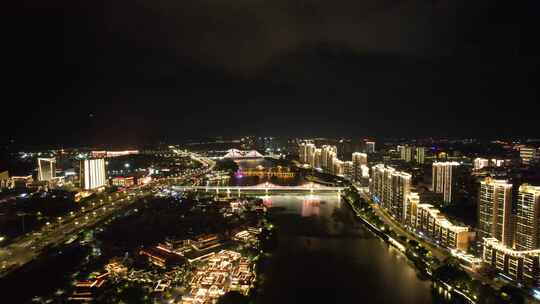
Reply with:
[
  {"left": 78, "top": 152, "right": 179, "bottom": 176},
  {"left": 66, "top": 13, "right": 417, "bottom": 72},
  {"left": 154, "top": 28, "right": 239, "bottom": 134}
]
[{"left": 257, "top": 194, "right": 436, "bottom": 304}]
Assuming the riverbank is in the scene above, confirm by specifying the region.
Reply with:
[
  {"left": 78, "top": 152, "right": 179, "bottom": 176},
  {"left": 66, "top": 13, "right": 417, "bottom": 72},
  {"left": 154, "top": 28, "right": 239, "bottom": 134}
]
[{"left": 342, "top": 186, "right": 526, "bottom": 304}]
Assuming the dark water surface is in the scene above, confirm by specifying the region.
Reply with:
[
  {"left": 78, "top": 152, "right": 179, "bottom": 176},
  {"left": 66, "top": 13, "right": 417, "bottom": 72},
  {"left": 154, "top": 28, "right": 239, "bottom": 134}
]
[{"left": 256, "top": 194, "right": 435, "bottom": 304}]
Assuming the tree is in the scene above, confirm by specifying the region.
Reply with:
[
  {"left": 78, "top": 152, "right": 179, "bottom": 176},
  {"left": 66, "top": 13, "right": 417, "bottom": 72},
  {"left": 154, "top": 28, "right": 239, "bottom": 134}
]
[{"left": 217, "top": 291, "right": 249, "bottom": 304}]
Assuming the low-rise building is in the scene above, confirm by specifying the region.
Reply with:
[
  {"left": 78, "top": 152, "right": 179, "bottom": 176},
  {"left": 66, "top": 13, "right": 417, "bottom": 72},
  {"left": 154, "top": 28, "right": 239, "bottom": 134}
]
[
  {"left": 0, "top": 170, "right": 9, "bottom": 189},
  {"left": 110, "top": 176, "right": 135, "bottom": 187},
  {"left": 483, "top": 238, "right": 540, "bottom": 287},
  {"left": 408, "top": 200, "right": 474, "bottom": 251}
]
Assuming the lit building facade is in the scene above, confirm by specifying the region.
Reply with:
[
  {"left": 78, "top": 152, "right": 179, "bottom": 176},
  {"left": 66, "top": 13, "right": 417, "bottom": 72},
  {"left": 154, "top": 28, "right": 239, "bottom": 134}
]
[
  {"left": 412, "top": 203, "right": 473, "bottom": 251},
  {"left": 370, "top": 164, "right": 411, "bottom": 223},
  {"left": 111, "top": 176, "right": 135, "bottom": 188},
  {"left": 0, "top": 170, "right": 9, "bottom": 189},
  {"left": 81, "top": 158, "right": 107, "bottom": 190},
  {"left": 474, "top": 158, "right": 490, "bottom": 170},
  {"left": 520, "top": 147, "right": 538, "bottom": 165},
  {"left": 483, "top": 238, "right": 540, "bottom": 287},
  {"left": 298, "top": 143, "right": 308, "bottom": 163},
  {"left": 401, "top": 146, "right": 413, "bottom": 162},
  {"left": 321, "top": 145, "right": 337, "bottom": 171},
  {"left": 341, "top": 161, "right": 353, "bottom": 179},
  {"left": 352, "top": 152, "right": 367, "bottom": 181},
  {"left": 477, "top": 178, "right": 513, "bottom": 246},
  {"left": 432, "top": 161, "right": 460, "bottom": 204},
  {"left": 333, "top": 159, "right": 344, "bottom": 176},
  {"left": 365, "top": 141, "right": 375, "bottom": 153},
  {"left": 515, "top": 184, "right": 540, "bottom": 251},
  {"left": 405, "top": 192, "right": 420, "bottom": 227},
  {"left": 416, "top": 147, "right": 425, "bottom": 164},
  {"left": 313, "top": 148, "right": 322, "bottom": 169},
  {"left": 306, "top": 143, "right": 316, "bottom": 168},
  {"left": 38, "top": 158, "right": 56, "bottom": 181}
]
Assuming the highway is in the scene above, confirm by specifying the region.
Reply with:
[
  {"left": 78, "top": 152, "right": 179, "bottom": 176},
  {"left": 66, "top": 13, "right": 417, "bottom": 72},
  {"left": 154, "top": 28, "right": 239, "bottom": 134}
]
[{"left": 0, "top": 151, "right": 214, "bottom": 278}]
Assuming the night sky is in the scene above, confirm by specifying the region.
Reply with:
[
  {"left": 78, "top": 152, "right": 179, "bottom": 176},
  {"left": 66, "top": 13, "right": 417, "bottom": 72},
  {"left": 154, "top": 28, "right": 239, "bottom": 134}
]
[{"left": 5, "top": 0, "right": 539, "bottom": 147}]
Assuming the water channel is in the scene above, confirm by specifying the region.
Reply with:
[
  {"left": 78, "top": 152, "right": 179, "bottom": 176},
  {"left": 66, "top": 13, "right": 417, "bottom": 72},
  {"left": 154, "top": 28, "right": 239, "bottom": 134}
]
[{"left": 235, "top": 158, "right": 439, "bottom": 303}]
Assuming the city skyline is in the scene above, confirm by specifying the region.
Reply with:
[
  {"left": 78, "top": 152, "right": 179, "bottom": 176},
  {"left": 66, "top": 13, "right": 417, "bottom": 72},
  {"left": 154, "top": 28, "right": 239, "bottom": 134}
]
[{"left": 2, "top": 0, "right": 540, "bottom": 302}]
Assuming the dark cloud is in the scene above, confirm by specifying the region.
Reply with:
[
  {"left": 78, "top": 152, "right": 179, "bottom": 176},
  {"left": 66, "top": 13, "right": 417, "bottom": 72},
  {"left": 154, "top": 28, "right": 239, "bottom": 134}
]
[{"left": 3, "top": 0, "right": 539, "bottom": 147}]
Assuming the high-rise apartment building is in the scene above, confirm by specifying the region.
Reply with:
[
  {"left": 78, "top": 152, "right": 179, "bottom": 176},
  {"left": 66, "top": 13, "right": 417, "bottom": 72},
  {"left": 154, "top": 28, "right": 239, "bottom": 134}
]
[
  {"left": 37, "top": 158, "right": 56, "bottom": 181},
  {"left": 416, "top": 147, "right": 425, "bottom": 164},
  {"left": 474, "top": 158, "right": 490, "bottom": 170},
  {"left": 370, "top": 164, "right": 411, "bottom": 222},
  {"left": 432, "top": 161, "right": 460, "bottom": 204},
  {"left": 392, "top": 171, "right": 412, "bottom": 222},
  {"left": 401, "top": 146, "right": 413, "bottom": 162},
  {"left": 341, "top": 161, "right": 353, "bottom": 179},
  {"left": 0, "top": 170, "right": 9, "bottom": 189},
  {"left": 405, "top": 192, "right": 420, "bottom": 227},
  {"left": 328, "top": 151, "right": 337, "bottom": 173},
  {"left": 352, "top": 152, "right": 367, "bottom": 181},
  {"left": 413, "top": 203, "right": 472, "bottom": 251},
  {"left": 520, "top": 147, "right": 538, "bottom": 165},
  {"left": 483, "top": 238, "right": 540, "bottom": 287},
  {"left": 515, "top": 184, "right": 540, "bottom": 251},
  {"left": 477, "top": 178, "right": 513, "bottom": 246},
  {"left": 298, "top": 143, "right": 308, "bottom": 163},
  {"left": 320, "top": 145, "right": 337, "bottom": 171},
  {"left": 333, "top": 159, "right": 344, "bottom": 176},
  {"left": 314, "top": 148, "right": 322, "bottom": 169},
  {"left": 306, "top": 143, "right": 316, "bottom": 168},
  {"left": 365, "top": 141, "right": 375, "bottom": 153},
  {"left": 80, "top": 158, "right": 107, "bottom": 190}
]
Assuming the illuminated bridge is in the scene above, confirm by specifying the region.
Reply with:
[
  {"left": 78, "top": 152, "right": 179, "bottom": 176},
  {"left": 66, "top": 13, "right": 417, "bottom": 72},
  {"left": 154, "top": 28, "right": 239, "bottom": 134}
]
[
  {"left": 222, "top": 149, "right": 264, "bottom": 159},
  {"left": 236, "top": 169, "right": 295, "bottom": 178},
  {"left": 172, "top": 182, "right": 344, "bottom": 195}
]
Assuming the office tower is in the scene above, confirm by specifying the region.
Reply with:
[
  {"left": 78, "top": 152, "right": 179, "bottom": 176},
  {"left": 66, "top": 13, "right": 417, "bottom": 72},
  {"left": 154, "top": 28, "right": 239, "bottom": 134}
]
[
  {"left": 401, "top": 146, "right": 413, "bottom": 162},
  {"left": 477, "top": 178, "right": 513, "bottom": 246},
  {"left": 415, "top": 147, "right": 425, "bottom": 164},
  {"left": 365, "top": 141, "right": 375, "bottom": 153},
  {"left": 352, "top": 152, "right": 367, "bottom": 181},
  {"left": 520, "top": 147, "right": 538, "bottom": 165},
  {"left": 80, "top": 158, "right": 107, "bottom": 190},
  {"left": 432, "top": 161, "right": 460, "bottom": 204},
  {"left": 515, "top": 184, "right": 540, "bottom": 251},
  {"left": 474, "top": 158, "right": 490, "bottom": 170},
  {"left": 37, "top": 158, "right": 56, "bottom": 181}
]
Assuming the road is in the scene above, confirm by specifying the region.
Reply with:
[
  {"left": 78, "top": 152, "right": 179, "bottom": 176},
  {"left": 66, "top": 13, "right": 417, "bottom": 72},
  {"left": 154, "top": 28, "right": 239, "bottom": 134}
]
[
  {"left": 357, "top": 190, "right": 448, "bottom": 261},
  {"left": 0, "top": 151, "right": 215, "bottom": 277}
]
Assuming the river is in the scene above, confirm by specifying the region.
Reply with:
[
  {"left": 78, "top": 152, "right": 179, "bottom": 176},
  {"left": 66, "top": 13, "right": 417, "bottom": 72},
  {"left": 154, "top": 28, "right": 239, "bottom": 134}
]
[{"left": 234, "top": 159, "right": 438, "bottom": 303}]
